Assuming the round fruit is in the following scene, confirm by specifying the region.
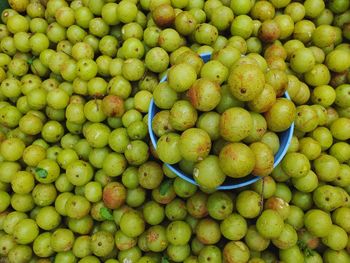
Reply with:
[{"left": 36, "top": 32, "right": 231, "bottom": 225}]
[
  {"left": 256, "top": 209, "right": 284, "bottom": 239},
  {"left": 223, "top": 241, "right": 250, "bottom": 263},
  {"left": 304, "top": 209, "right": 332, "bottom": 237},
  {"left": 168, "top": 63, "right": 197, "bottom": 92},
  {"left": 219, "top": 143, "right": 256, "bottom": 178},
  {"left": 187, "top": 78, "right": 221, "bottom": 111},
  {"left": 193, "top": 155, "right": 226, "bottom": 190},
  {"left": 219, "top": 107, "right": 253, "bottom": 142},
  {"left": 179, "top": 128, "right": 211, "bottom": 162},
  {"left": 265, "top": 98, "right": 296, "bottom": 132},
  {"left": 228, "top": 63, "right": 265, "bottom": 101}
]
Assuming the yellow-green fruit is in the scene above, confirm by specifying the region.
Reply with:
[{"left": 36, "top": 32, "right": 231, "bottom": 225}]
[
  {"left": 228, "top": 64, "right": 265, "bottom": 101},
  {"left": 250, "top": 142, "right": 274, "bottom": 177},
  {"left": 264, "top": 98, "right": 296, "bottom": 132},
  {"left": 219, "top": 107, "right": 253, "bottom": 142},
  {"left": 9, "top": 0, "right": 30, "bottom": 12},
  {"left": 219, "top": 143, "right": 255, "bottom": 178}
]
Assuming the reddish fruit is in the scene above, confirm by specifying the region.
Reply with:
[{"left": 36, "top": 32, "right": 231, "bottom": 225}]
[
  {"left": 102, "top": 182, "right": 126, "bottom": 209},
  {"left": 297, "top": 228, "right": 320, "bottom": 250},
  {"left": 101, "top": 95, "right": 125, "bottom": 117},
  {"left": 259, "top": 20, "right": 281, "bottom": 42},
  {"left": 264, "top": 196, "right": 290, "bottom": 220},
  {"left": 152, "top": 4, "right": 175, "bottom": 28}
]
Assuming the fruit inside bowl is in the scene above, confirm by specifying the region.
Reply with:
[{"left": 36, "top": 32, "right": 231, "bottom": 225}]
[{"left": 148, "top": 52, "right": 294, "bottom": 190}]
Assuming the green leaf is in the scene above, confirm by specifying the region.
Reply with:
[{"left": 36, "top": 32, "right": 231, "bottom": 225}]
[
  {"left": 161, "top": 256, "right": 170, "bottom": 263},
  {"left": 297, "top": 240, "right": 305, "bottom": 248},
  {"left": 159, "top": 179, "right": 172, "bottom": 196},
  {"left": 35, "top": 167, "right": 48, "bottom": 179},
  {"left": 304, "top": 247, "right": 315, "bottom": 257},
  {"left": 100, "top": 207, "right": 114, "bottom": 221},
  {"left": 297, "top": 240, "right": 314, "bottom": 257},
  {"left": 27, "top": 57, "right": 35, "bottom": 65}
]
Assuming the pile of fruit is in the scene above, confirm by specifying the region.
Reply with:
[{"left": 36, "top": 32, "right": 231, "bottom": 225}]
[
  {"left": 0, "top": 0, "right": 349, "bottom": 262},
  {"left": 152, "top": 52, "right": 295, "bottom": 189}
]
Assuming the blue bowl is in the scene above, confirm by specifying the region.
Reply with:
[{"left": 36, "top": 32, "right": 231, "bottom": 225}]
[{"left": 148, "top": 52, "right": 294, "bottom": 190}]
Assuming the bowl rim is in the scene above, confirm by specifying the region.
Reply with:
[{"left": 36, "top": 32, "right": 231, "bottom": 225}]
[{"left": 148, "top": 52, "right": 295, "bottom": 190}]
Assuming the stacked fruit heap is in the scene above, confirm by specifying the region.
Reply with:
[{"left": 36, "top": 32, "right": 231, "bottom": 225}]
[
  {"left": 0, "top": 0, "right": 350, "bottom": 263},
  {"left": 153, "top": 54, "right": 295, "bottom": 189}
]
